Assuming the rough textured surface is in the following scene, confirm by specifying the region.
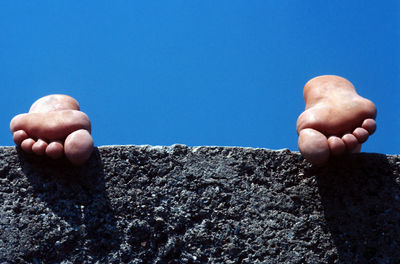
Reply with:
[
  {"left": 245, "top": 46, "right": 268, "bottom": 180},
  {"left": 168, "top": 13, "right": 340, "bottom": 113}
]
[{"left": 0, "top": 145, "right": 400, "bottom": 263}]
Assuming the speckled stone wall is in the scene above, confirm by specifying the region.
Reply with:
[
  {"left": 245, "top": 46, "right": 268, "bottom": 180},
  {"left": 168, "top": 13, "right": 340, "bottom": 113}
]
[{"left": 1, "top": 145, "right": 399, "bottom": 263}]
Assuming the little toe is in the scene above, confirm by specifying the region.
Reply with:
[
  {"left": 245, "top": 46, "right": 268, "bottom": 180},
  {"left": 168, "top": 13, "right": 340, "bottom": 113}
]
[
  {"left": 353, "top": 127, "right": 369, "bottom": 143},
  {"left": 13, "top": 130, "right": 28, "bottom": 145},
  {"left": 46, "top": 141, "right": 64, "bottom": 159},
  {"left": 362, "top": 119, "right": 376, "bottom": 135},
  {"left": 298, "top": 128, "right": 330, "bottom": 166},
  {"left": 32, "top": 139, "right": 48, "bottom": 156},
  {"left": 327, "top": 136, "right": 346, "bottom": 156},
  {"left": 21, "top": 138, "right": 35, "bottom": 153},
  {"left": 342, "top": 133, "right": 359, "bottom": 151},
  {"left": 64, "top": 129, "right": 94, "bottom": 165}
]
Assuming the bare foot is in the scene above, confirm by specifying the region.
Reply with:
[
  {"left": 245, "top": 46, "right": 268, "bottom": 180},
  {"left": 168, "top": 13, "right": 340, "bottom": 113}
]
[
  {"left": 296, "top": 75, "right": 377, "bottom": 165},
  {"left": 10, "top": 95, "right": 94, "bottom": 165}
]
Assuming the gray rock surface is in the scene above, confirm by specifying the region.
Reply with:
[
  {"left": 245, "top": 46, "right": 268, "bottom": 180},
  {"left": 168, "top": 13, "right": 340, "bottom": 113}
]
[{"left": 0, "top": 145, "right": 400, "bottom": 263}]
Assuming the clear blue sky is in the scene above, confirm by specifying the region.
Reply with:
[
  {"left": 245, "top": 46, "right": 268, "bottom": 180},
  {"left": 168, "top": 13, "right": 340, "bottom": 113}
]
[{"left": 1, "top": 1, "right": 399, "bottom": 154}]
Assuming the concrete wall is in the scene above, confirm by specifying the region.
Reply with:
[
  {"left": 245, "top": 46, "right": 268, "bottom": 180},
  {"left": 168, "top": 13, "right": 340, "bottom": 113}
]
[{"left": 1, "top": 145, "right": 399, "bottom": 263}]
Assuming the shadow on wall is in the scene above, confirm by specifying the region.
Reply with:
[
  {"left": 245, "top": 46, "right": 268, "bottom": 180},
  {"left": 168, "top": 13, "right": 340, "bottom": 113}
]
[
  {"left": 17, "top": 148, "right": 120, "bottom": 263},
  {"left": 312, "top": 154, "right": 400, "bottom": 263}
]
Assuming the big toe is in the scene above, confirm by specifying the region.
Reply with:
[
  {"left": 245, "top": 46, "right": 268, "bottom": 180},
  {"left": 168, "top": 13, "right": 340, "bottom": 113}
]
[
  {"left": 298, "top": 128, "right": 330, "bottom": 166},
  {"left": 64, "top": 129, "right": 94, "bottom": 166}
]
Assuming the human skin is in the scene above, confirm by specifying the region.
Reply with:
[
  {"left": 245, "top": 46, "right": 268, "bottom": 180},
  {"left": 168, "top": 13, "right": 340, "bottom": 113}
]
[
  {"left": 296, "top": 75, "right": 377, "bottom": 165},
  {"left": 10, "top": 94, "right": 94, "bottom": 165}
]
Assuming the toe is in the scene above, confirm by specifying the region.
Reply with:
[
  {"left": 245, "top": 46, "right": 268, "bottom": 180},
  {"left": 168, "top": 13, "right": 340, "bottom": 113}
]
[
  {"left": 46, "top": 141, "right": 64, "bottom": 159},
  {"left": 13, "top": 130, "right": 28, "bottom": 145},
  {"left": 298, "top": 128, "right": 330, "bottom": 166},
  {"left": 327, "top": 136, "right": 346, "bottom": 156},
  {"left": 32, "top": 139, "right": 48, "bottom": 156},
  {"left": 362, "top": 119, "right": 376, "bottom": 135},
  {"left": 353, "top": 127, "right": 369, "bottom": 143},
  {"left": 21, "top": 138, "right": 35, "bottom": 153},
  {"left": 64, "top": 129, "right": 94, "bottom": 166},
  {"left": 342, "top": 133, "right": 359, "bottom": 151}
]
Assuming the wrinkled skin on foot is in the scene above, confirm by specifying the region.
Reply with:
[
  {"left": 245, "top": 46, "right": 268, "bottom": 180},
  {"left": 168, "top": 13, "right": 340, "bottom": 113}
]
[
  {"left": 296, "top": 75, "right": 377, "bottom": 165},
  {"left": 10, "top": 94, "right": 94, "bottom": 166}
]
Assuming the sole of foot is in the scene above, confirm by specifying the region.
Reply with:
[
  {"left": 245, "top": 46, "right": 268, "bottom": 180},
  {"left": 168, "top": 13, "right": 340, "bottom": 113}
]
[
  {"left": 10, "top": 95, "right": 94, "bottom": 166},
  {"left": 296, "top": 75, "right": 377, "bottom": 165}
]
